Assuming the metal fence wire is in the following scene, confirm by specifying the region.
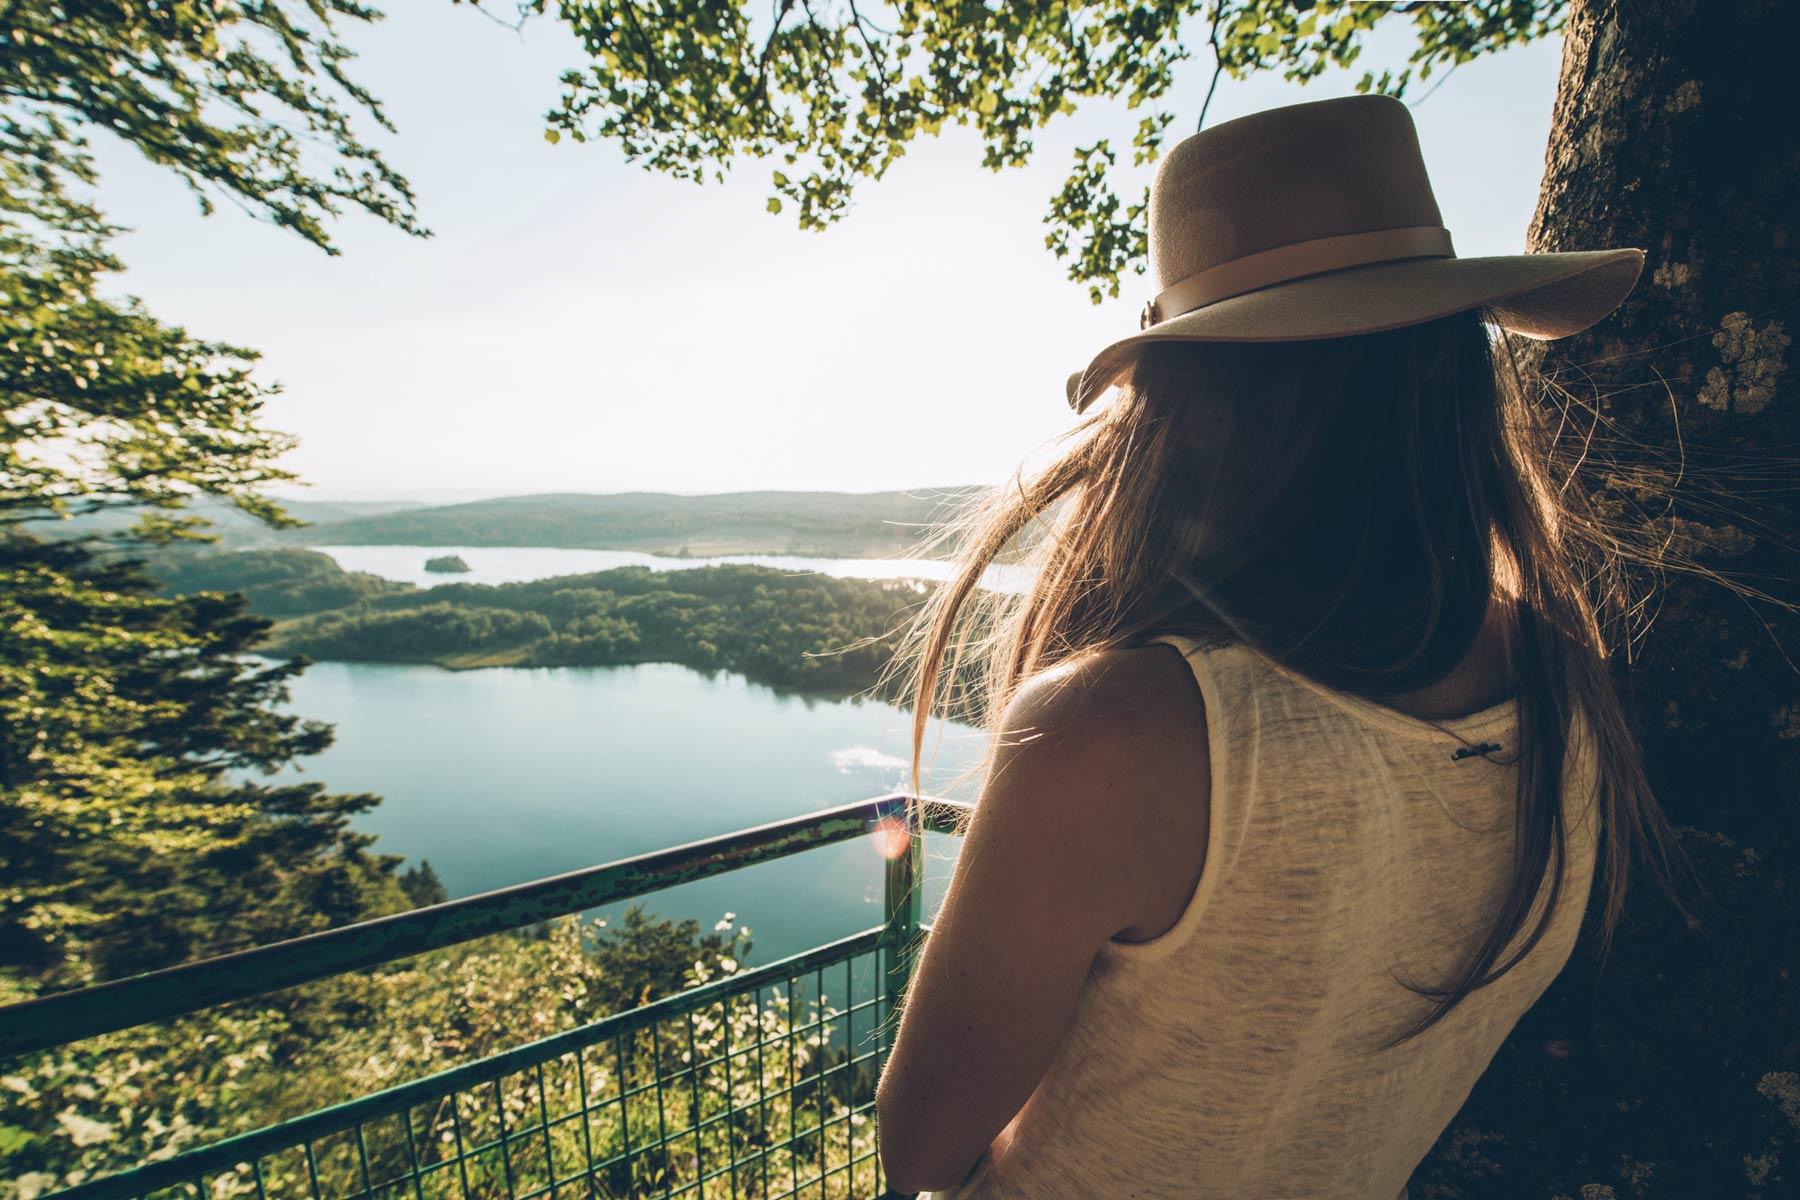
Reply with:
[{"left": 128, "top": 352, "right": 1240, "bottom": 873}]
[
  {"left": 186, "top": 941, "right": 884, "bottom": 1200},
  {"left": 1, "top": 797, "right": 968, "bottom": 1200}
]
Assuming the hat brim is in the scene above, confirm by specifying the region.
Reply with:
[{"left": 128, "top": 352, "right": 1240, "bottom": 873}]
[{"left": 1065, "top": 248, "right": 1644, "bottom": 412}]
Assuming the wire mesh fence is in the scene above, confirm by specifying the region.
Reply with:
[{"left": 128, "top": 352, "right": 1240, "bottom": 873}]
[
  {"left": 86, "top": 934, "right": 896, "bottom": 1200},
  {"left": 4, "top": 797, "right": 967, "bottom": 1200}
]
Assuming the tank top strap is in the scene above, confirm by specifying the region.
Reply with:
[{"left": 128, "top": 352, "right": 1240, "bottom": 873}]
[{"left": 1125, "top": 632, "right": 1278, "bottom": 961}]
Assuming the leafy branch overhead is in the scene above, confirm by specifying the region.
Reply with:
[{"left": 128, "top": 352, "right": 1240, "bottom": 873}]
[
  {"left": 0, "top": 204, "right": 304, "bottom": 530},
  {"left": 0, "top": 0, "right": 432, "bottom": 532},
  {"left": 511, "top": 0, "right": 1565, "bottom": 301},
  {"left": 0, "top": 0, "right": 426, "bottom": 253}
]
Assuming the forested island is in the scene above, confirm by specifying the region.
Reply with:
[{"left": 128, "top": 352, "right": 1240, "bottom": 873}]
[
  {"left": 154, "top": 547, "right": 930, "bottom": 697},
  {"left": 423, "top": 553, "right": 471, "bottom": 573}
]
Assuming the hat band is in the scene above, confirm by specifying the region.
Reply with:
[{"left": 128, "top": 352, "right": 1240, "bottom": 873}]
[{"left": 1140, "top": 225, "right": 1455, "bottom": 329}]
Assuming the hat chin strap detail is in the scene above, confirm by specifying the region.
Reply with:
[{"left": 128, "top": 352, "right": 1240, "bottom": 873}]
[{"left": 1141, "top": 225, "right": 1455, "bottom": 329}]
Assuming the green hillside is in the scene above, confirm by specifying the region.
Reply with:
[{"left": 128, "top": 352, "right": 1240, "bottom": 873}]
[
  {"left": 150, "top": 547, "right": 416, "bottom": 616},
  {"left": 260, "top": 563, "right": 927, "bottom": 695},
  {"left": 304, "top": 488, "right": 976, "bottom": 556},
  {"left": 151, "top": 548, "right": 936, "bottom": 697},
  {"left": 21, "top": 495, "right": 425, "bottom": 541}
]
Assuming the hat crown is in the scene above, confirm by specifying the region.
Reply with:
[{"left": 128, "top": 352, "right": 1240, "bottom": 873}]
[{"left": 1148, "top": 94, "right": 1443, "bottom": 291}]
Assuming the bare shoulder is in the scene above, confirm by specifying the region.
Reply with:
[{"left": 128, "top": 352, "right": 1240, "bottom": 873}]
[
  {"left": 996, "top": 643, "right": 1207, "bottom": 753},
  {"left": 981, "top": 643, "right": 1212, "bottom": 944}
]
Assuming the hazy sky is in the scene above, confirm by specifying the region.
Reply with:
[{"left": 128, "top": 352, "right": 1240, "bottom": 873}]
[{"left": 94, "top": 7, "right": 1565, "bottom": 502}]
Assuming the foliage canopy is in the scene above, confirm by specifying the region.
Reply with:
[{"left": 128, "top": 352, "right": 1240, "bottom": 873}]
[
  {"left": 506, "top": 0, "right": 1563, "bottom": 299},
  {"left": 1, "top": 0, "right": 423, "bottom": 253}
]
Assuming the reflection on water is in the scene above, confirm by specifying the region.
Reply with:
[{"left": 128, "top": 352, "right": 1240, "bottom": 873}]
[{"left": 829, "top": 745, "right": 910, "bottom": 772}]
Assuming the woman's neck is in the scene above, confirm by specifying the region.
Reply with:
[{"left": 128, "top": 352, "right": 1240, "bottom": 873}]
[{"left": 1384, "top": 594, "right": 1520, "bottom": 721}]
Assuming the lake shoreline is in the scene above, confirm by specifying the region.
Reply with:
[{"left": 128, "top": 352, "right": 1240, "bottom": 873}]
[
  {"left": 249, "top": 559, "right": 929, "bottom": 700},
  {"left": 256, "top": 636, "right": 902, "bottom": 703},
  {"left": 271, "top": 657, "right": 981, "bottom": 964},
  {"left": 305, "top": 536, "right": 957, "bottom": 560},
  {"left": 164, "top": 546, "right": 1013, "bottom": 702},
  {"left": 302, "top": 543, "right": 1030, "bottom": 593}
]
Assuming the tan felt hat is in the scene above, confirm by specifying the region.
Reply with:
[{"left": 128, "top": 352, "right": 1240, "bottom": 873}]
[{"left": 1064, "top": 93, "right": 1644, "bottom": 413}]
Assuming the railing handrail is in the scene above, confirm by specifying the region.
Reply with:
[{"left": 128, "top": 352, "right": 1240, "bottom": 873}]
[
  {"left": 38, "top": 924, "right": 895, "bottom": 1200},
  {"left": 0, "top": 793, "right": 970, "bottom": 1059}
]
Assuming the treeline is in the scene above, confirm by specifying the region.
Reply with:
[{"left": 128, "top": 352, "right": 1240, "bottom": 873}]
[
  {"left": 151, "top": 547, "right": 930, "bottom": 694},
  {"left": 264, "top": 563, "right": 928, "bottom": 695},
  {"left": 308, "top": 489, "right": 972, "bottom": 556},
  {"left": 150, "top": 547, "right": 414, "bottom": 616}
]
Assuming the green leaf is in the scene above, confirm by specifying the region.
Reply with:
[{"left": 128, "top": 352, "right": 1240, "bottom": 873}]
[
  {"left": 766, "top": 196, "right": 782, "bottom": 214},
  {"left": 515, "top": 0, "right": 1567, "bottom": 315}
]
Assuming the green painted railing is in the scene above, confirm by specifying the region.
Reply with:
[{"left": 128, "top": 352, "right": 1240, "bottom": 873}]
[{"left": 0, "top": 794, "right": 972, "bottom": 1200}]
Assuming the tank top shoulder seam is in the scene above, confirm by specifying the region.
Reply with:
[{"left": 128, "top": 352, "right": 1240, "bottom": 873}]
[{"left": 1104, "top": 633, "right": 1238, "bottom": 962}]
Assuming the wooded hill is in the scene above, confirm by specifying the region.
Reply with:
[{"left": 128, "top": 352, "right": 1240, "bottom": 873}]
[
  {"left": 296, "top": 489, "right": 975, "bottom": 557},
  {"left": 154, "top": 548, "right": 930, "bottom": 697}
]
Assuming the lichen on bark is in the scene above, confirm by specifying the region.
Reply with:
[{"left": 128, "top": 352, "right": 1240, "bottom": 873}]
[{"left": 1417, "top": 0, "right": 1800, "bottom": 1196}]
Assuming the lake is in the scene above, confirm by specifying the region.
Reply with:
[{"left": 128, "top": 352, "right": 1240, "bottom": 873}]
[
  {"left": 309, "top": 543, "right": 1031, "bottom": 592},
  {"left": 277, "top": 657, "right": 988, "bottom": 967}
]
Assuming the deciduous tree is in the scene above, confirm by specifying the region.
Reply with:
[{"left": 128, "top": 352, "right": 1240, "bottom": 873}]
[{"left": 0, "top": 0, "right": 429, "bottom": 989}]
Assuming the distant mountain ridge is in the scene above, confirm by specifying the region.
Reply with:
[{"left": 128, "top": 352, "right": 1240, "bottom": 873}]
[
  {"left": 302, "top": 488, "right": 978, "bottom": 557},
  {"left": 20, "top": 494, "right": 424, "bottom": 540}
]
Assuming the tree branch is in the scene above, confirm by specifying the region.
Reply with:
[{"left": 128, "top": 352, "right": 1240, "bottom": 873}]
[{"left": 1198, "top": 1, "right": 1225, "bottom": 132}]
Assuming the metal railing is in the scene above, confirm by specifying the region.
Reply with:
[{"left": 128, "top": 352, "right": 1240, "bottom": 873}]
[{"left": 0, "top": 794, "right": 972, "bottom": 1200}]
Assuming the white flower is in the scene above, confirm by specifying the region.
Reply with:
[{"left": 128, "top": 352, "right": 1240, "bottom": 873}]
[
  {"left": 17, "top": 1172, "right": 58, "bottom": 1200},
  {"left": 55, "top": 1108, "right": 114, "bottom": 1147}
]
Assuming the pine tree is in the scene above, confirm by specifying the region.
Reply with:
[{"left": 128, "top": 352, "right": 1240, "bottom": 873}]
[{"left": 0, "top": 0, "right": 427, "bottom": 995}]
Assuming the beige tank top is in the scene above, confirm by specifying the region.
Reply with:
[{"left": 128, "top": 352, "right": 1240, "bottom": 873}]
[{"left": 922, "top": 633, "right": 1600, "bottom": 1200}]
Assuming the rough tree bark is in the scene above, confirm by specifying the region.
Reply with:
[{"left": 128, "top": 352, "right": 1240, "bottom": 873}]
[{"left": 1415, "top": 0, "right": 1800, "bottom": 1196}]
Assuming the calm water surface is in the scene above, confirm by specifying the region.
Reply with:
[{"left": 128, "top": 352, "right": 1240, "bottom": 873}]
[
  {"left": 309, "top": 544, "right": 1030, "bottom": 592},
  {"left": 277, "top": 659, "right": 986, "bottom": 965}
]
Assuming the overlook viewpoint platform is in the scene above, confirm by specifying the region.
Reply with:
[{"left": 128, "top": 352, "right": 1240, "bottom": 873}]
[{"left": 1, "top": 796, "right": 967, "bottom": 1200}]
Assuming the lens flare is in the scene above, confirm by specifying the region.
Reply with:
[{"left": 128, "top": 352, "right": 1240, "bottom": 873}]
[{"left": 871, "top": 815, "right": 911, "bottom": 860}]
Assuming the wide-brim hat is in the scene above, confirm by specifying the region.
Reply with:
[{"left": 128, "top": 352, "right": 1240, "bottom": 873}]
[{"left": 1064, "top": 94, "right": 1644, "bottom": 413}]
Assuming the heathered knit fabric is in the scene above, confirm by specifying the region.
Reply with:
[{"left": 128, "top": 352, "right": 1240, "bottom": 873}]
[{"left": 923, "top": 633, "right": 1599, "bottom": 1200}]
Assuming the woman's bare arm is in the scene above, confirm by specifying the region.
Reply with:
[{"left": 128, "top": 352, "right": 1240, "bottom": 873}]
[{"left": 875, "top": 644, "right": 1210, "bottom": 1194}]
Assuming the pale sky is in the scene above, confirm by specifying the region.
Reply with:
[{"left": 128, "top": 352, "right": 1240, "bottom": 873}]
[{"left": 94, "top": 6, "right": 1565, "bottom": 502}]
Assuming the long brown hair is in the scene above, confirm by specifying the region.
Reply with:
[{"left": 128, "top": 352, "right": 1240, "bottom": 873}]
[{"left": 890, "top": 307, "right": 1691, "bottom": 1042}]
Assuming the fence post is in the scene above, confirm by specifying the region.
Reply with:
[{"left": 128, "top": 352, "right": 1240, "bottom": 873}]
[{"left": 879, "top": 794, "right": 924, "bottom": 1056}]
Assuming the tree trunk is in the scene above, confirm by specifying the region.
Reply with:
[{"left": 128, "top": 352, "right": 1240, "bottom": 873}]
[{"left": 1417, "top": 0, "right": 1800, "bottom": 1196}]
